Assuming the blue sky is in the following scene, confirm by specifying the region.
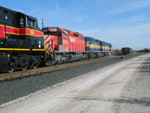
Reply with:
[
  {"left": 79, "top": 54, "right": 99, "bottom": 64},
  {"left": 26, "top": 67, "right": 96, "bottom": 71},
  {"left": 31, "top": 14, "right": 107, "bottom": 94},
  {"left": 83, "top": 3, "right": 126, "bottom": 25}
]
[{"left": 1, "top": 0, "right": 150, "bottom": 50}]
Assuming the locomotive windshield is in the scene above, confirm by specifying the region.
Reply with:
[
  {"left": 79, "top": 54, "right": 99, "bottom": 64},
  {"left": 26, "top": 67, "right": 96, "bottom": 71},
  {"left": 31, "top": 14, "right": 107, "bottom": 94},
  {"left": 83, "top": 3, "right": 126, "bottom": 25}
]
[
  {"left": 44, "top": 32, "right": 61, "bottom": 36},
  {"left": 43, "top": 28, "right": 61, "bottom": 36}
]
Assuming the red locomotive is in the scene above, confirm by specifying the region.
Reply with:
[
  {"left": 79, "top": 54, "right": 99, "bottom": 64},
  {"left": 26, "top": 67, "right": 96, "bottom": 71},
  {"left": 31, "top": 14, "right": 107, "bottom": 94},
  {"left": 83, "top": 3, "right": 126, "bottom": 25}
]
[{"left": 42, "top": 27, "right": 86, "bottom": 64}]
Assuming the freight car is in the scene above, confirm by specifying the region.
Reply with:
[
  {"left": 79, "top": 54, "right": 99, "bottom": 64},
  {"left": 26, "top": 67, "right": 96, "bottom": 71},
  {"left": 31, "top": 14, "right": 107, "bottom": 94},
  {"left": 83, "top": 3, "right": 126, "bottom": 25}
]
[
  {"left": 0, "top": 6, "right": 112, "bottom": 72},
  {"left": 122, "top": 47, "right": 132, "bottom": 55}
]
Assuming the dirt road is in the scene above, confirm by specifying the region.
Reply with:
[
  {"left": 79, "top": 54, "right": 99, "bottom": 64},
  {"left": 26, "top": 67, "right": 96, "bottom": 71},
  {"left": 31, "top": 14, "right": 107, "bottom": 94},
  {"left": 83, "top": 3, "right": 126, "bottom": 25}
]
[{"left": 0, "top": 54, "right": 150, "bottom": 113}]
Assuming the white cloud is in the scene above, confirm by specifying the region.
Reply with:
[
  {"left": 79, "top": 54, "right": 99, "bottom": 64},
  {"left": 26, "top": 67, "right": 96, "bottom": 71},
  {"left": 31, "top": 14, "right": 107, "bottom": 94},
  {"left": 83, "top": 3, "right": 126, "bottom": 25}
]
[
  {"left": 79, "top": 23, "right": 150, "bottom": 50},
  {"left": 120, "top": 15, "right": 150, "bottom": 23},
  {"left": 108, "top": 0, "right": 150, "bottom": 14}
]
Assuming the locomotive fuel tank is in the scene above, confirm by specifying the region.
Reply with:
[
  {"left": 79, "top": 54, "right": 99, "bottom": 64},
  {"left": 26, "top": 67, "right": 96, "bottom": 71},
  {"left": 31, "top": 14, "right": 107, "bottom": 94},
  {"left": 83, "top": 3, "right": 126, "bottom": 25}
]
[{"left": 0, "top": 55, "right": 9, "bottom": 72}]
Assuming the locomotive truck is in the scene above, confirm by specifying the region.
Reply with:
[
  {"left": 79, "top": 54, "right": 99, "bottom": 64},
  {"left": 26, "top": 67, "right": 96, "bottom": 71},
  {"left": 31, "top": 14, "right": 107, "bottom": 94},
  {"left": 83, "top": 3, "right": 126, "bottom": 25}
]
[{"left": 0, "top": 6, "right": 112, "bottom": 72}]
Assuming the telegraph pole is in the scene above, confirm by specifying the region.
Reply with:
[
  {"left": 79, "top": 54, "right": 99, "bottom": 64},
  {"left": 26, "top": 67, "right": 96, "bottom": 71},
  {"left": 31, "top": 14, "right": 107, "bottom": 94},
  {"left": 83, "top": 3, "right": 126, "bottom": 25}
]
[{"left": 42, "top": 18, "right": 44, "bottom": 28}]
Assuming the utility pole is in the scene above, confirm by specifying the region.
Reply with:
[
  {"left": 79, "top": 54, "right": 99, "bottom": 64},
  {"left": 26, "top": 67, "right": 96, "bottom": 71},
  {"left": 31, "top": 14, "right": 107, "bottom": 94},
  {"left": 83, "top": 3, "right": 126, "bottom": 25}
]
[{"left": 42, "top": 18, "right": 44, "bottom": 28}]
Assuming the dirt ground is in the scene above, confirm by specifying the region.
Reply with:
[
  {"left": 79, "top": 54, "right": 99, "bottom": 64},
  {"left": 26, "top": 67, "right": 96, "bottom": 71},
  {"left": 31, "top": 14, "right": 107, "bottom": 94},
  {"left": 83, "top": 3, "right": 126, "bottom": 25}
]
[{"left": 0, "top": 53, "right": 150, "bottom": 113}]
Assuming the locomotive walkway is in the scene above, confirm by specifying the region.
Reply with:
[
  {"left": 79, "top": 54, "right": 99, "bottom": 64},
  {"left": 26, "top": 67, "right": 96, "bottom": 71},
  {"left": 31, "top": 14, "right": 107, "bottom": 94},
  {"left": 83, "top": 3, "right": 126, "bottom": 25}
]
[{"left": 0, "top": 53, "right": 150, "bottom": 113}]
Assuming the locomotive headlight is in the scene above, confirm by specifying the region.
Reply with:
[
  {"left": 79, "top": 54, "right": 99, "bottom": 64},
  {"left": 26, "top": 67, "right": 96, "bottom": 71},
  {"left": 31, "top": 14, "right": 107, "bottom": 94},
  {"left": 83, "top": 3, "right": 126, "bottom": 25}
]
[
  {"left": 39, "top": 41, "right": 41, "bottom": 48},
  {"left": 8, "top": 54, "right": 10, "bottom": 57}
]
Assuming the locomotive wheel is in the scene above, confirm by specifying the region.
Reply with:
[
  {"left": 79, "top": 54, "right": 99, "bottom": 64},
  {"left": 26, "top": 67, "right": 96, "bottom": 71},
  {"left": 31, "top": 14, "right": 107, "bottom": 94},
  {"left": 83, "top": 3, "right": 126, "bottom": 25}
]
[
  {"left": 20, "top": 66, "right": 28, "bottom": 71},
  {"left": 32, "top": 64, "right": 38, "bottom": 69},
  {"left": 7, "top": 68, "right": 14, "bottom": 73},
  {"left": 31, "top": 56, "right": 41, "bottom": 69},
  {"left": 7, "top": 59, "right": 16, "bottom": 73},
  {"left": 19, "top": 56, "right": 30, "bottom": 71}
]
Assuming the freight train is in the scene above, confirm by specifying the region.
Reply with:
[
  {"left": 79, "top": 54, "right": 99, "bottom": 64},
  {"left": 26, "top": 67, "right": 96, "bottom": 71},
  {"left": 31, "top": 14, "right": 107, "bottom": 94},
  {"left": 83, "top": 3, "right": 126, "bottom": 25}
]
[{"left": 0, "top": 6, "right": 112, "bottom": 72}]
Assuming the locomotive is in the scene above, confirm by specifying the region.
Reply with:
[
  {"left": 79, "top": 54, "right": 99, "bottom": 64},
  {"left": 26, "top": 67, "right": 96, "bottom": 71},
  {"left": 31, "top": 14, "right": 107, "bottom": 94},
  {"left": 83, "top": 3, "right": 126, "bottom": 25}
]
[
  {"left": 0, "top": 6, "right": 45, "bottom": 72},
  {"left": 43, "top": 27, "right": 86, "bottom": 64},
  {"left": 0, "top": 6, "right": 112, "bottom": 72}
]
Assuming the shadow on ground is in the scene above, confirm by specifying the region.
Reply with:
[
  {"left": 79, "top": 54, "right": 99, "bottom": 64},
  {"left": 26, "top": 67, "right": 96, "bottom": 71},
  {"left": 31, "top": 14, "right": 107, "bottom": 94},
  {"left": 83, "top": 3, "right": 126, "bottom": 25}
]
[
  {"left": 139, "top": 57, "right": 150, "bottom": 73},
  {"left": 63, "top": 96, "right": 150, "bottom": 107}
]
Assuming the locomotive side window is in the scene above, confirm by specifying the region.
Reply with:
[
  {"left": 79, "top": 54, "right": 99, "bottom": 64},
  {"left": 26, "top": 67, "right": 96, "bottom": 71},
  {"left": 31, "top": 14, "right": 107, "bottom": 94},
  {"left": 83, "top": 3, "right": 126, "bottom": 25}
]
[
  {"left": 79, "top": 37, "right": 85, "bottom": 40},
  {"left": 27, "top": 17, "right": 31, "bottom": 27},
  {"left": 4, "top": 10, "right": 8, "bottom": 20},
  {"left": 19, "top": 17, "right": 24, "bottom": 27},
  {"left": 73, "top": 33, "right": 78, "bottom": 37},
  {"left": 32, "top": 20, "right": 36, "bottom": 28},
  {"left": 0, "top": 8, "right": 3, "bottom": 18},
  {"left": 26, "top": 17, "right": 37, "bottom": 29}
]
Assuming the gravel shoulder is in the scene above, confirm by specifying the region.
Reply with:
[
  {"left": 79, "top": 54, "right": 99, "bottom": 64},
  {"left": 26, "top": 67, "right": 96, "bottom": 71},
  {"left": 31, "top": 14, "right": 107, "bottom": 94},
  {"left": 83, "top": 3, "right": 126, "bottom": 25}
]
[
  {"left": 0, "top": 53, "right": 150, "bottom": 113},
  {"left": 116, "top": 54, "right": 150, "bottom": 113}
]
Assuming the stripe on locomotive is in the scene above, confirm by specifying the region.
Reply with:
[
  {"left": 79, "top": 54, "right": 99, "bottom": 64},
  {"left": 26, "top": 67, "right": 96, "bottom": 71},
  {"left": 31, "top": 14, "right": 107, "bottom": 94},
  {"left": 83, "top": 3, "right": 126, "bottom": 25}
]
[
  {"left": 0, "top": 48, "right": 45, "bottom": 51},
  {"left": 44, "top": 35, "right": 52, "bottom": 51},
  {"left": 0, "top": 24, "right": 43, "bottom": 37},
  {"left": 86, "top": 43, "right": 112, "bottom": 50},
  {"left": 32, "top": 49, "right": 45, "bottom": 51},
  {"left": 86, "top": 44, "right": 103, "bottom": 49},
  {"left": 86, "top": 47, "right": 101, "bottom": 51}
]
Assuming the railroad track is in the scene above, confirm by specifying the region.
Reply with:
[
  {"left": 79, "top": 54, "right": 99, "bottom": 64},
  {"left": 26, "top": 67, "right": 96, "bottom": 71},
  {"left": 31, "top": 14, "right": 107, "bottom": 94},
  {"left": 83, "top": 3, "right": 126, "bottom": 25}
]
[
  {"left": 0, "top": 53, "right": 143, "bottom": 82},
  {"left": 0, "top": 56, "right": 123, "bottom": 81}
]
